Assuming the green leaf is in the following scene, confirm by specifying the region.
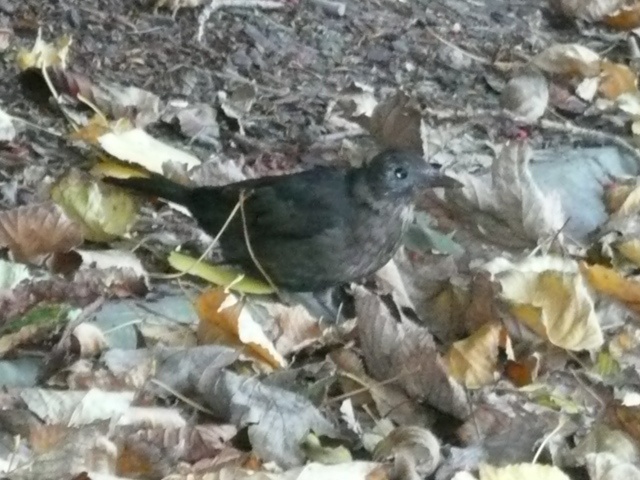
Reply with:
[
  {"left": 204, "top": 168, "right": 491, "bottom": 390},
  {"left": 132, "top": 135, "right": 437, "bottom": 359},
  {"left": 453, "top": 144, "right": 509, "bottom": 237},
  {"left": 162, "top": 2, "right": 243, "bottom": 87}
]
[
  {"left": 51, "top": 169, "right": 139, "bottom": 242},
  {"left": 168, "top": 251, "right": 275, "bottom": 295}
]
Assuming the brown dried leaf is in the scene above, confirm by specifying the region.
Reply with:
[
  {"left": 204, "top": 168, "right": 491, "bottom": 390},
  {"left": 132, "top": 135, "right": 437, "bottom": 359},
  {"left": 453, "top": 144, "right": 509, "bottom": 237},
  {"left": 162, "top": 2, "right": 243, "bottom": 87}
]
[
  {"left": 533, "top": 44, "right": 601, "bottom": 77},
  {"left": 599, "top": 61, "right": 638, "bottom": 99},
  {"left": 0, "top": 203, "right": 83, "bottom": 264},
  {"left": 605, "top": 3, "right": 640, "bottom": 29},
  {"left": 354, "top": 287, "right": 469, "bottom": 419},
  {"left": 196, "top": 288, "right": 286, "bottom": 369},
  {"left": 549, "top": 0, "right": 624, "bottom": 21},
  {"left": 369, "top": 91, "right": 423, "bottom": 151}
]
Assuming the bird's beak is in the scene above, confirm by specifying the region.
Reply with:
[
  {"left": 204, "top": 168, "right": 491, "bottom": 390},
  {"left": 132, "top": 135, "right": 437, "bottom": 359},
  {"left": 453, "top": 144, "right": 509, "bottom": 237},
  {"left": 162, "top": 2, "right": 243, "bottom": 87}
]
[{"left": 422, "top": 163, "right": 464, "bottom": 188}]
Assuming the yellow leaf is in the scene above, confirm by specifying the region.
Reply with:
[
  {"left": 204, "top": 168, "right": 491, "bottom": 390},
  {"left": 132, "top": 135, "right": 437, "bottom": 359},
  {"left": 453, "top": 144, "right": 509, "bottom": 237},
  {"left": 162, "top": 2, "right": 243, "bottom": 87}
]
[
  {"left": 90, "top": 159, "right": 150, "bottom": 180},
  {"left": 98, "top": 128, "right": 200, "bottom": 174},
  {"left": 168, "top": 251, "right": 274, "bottom": 295},
  {"left": 486, "top": 256, "right": 603, "bottom": 351},
  {"left": 50, "top": 169, "right": 139, "bottom": 242},
  {"left": 617, "top": 239, "right": 640, "bottom": 267},
  {"left": 445, "top": 322, "right": 503, "bottom": 388},
  {"left": 196, "top": 287, "right": 285, "bottom": 369},
  {"left": 16, "top": 32, "right": 72, "bottom": 71},
  {"left": 580, "top": 262, "right": 640, "bottom": 312},
  {"left": 480, "top": 463, "right": 570, "bottom": 480},
  {"left": 599, "top": 61, "right": 638, "bottom": 100}
]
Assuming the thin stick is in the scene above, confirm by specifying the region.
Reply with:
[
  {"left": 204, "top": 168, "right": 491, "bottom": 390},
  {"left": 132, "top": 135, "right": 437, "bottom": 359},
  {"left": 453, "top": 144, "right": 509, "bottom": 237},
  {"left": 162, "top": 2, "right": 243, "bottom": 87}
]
[
  {"left": 532, "top": 417, "right": 566, "bottom": 464},
  {"left": 41, "top": 65, "right": 80, "bottom": 132},
  {"left": 239, "top": 189, "right": 279, "bottom": 292},
  {"left": 326, "top": 368, "right": 419, "bottom": 404},
  {"left": 540, "top": 118, "right": 640, "bottom": 165},
  {"left": 149, "top": 199, "right": 242, "bottom": 280},
  {"left": 196, "top": 0, "right": 287, "bottom": 43},
  {"left": 149, "top": 378, "right": 216, "bottom": 415}
]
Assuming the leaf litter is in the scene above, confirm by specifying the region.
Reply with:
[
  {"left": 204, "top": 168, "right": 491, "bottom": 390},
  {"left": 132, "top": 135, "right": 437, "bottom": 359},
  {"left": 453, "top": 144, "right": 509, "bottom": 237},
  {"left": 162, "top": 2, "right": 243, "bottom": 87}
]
[{"left": 4, "top": 0, "right": 640, "bottom": 478}]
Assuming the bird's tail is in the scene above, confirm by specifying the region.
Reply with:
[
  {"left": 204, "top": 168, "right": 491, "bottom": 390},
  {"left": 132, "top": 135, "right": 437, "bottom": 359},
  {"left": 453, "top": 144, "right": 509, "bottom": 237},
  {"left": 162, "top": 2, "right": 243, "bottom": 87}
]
[{"left": 103, "top": 173, "right": 191, "bottom": 206}]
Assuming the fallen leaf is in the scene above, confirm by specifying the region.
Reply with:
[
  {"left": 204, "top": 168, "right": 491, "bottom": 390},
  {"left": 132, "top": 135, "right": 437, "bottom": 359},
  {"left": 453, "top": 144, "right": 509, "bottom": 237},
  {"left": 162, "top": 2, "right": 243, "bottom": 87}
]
[
  {"left": 445, "top": 322, "right": 503, "bottom": 388},
  {"left": 533, "top": 43, "right": 600, "bottom": 77},
  {"left": 16, "top": 30, "right": 71, "bottom": 70},
  {"left": 98, "top": 128, "right": 201, "bottom": 174},
  {"left": 50, "top": 169, "right": 139, "bottom": 242},
  {"left": 484, "top": 256, "right": 603, "bottom": 351},
  {"left": 368, "top": 90, "right": 423, "bottom": 151},
  {"left": 373, "top": 426, "right": 441, "bottom": 477},
  {"left": 599, "top": 61, "right": 638, "bottom": 100},
  {"left": 168, "top": 251, "right": 274, "bottom": 295},
  {"left": 549, "top": 0, "right": 624, "bottom": 21},
  {"left": 580, "top": 262, "right": 640, "bottom": 312},
  {"left": 479, "top": 462, "right": 571, "bottom": 480},
  {"left": 0, "top": 202, "right": 83, "bottom": 263},
  {"left": 196, "top": 287, "right": 286, "bottom": 369},
  {"left": 354, "top": 287, "right": 469, "bottom": 418},
  {"left": 605, "top": 3, "right": 640, "bottom": 29}
]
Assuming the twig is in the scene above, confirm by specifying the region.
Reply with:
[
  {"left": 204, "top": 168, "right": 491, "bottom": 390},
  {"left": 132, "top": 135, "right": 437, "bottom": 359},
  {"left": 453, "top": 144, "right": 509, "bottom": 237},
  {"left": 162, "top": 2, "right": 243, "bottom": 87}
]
[
  {"left": 150, "top": 378, "right": 216, "bottom": 415},
  {"left": 197, "top": 0, "right": 287, "bottom": 43},
  {"left": 147, "top": 199, "right": 242, "bottom": 280},
  {"left": 239, "top": 189, "right": 279, "bottom": 292},
  {"left": 424, "top": 26, "right": 491, "bottom": 65},
  {"left": 326, "top": 368, "right": 420, "bottom": 404},
  {"left": 539, "top": 118, "right": 640, "bottom": 165},
  {"left": 308, "top": 0, "right": 345, "bottom": 16}
]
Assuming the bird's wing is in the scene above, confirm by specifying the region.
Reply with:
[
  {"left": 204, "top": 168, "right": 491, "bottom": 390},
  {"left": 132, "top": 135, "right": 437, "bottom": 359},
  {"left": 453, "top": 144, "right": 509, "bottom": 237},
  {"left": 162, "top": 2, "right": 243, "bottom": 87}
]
[{"left": 236, "top": 167, "right": 350, "bottom": 239}]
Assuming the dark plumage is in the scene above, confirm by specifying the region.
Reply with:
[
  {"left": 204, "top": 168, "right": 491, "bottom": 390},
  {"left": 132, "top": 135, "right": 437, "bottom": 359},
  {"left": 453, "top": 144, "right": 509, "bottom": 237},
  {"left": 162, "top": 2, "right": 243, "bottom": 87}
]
[{"left": 105, "top": 150, "right": 459, "bottom": 292}]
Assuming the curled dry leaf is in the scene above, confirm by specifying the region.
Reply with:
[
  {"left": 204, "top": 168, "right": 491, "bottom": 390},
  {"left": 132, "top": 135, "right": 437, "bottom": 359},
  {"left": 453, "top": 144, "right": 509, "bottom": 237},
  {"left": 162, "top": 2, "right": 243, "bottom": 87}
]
[
  {"left": 368, "top": 90, "right": 423, "bottom": 151},
  {"left": 40, "top": 68, "right": 161, "bottom": 127},
  {"left": 500, "top": 66, "right": 549, "bottom": 124},
  {"left": 196, "top": 287, "right": 286, "bottom": 369},
  {"left": 484, "top": 256, "right": 604, "bottom": 351},
  {"left": 72, "top": 322, "right": 108, "bottom": 357},
  {"left": 0, "top": 202, "right": 83, "bottom": 264},
  {"left": 533, "top": 43, "right": 600, "bottom": 77},
  {"left": 50, "top": 169, "right": 139, "bottom": 242},
  {"left": 271, "top": 303, "right": 321, "bottom": 356},
  {"left": 373, "top": 426, "right": 441, "bottom": 478}
]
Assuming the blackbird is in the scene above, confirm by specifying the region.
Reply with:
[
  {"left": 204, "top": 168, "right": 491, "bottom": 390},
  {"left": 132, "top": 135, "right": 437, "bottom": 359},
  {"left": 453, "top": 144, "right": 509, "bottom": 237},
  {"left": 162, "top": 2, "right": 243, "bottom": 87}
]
[{"left": 105, "top": 150, "right": 459, "bottom": 292}]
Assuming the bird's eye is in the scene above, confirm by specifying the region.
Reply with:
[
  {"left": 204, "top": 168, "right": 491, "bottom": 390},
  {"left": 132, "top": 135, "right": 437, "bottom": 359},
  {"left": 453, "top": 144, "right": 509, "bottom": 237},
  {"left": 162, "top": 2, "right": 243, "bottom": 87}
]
[{"left": 394, "top": 167, "right": 408, "bottom": 179}]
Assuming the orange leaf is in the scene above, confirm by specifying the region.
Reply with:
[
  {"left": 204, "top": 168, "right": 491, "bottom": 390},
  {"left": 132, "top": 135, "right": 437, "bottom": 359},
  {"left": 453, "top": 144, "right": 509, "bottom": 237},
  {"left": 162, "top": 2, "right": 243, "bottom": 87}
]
[
  {"left": 580, "top": 262, "right": 640, "bottom": 311},
  {"left": 605, "top": 4, "right": 640, "bottom": 30},
  {"left": 196, "top": 288, "right": 285, "bottom": 369},
  {"left": 599, "top": 61, "right": 638, "bottom": 99}
]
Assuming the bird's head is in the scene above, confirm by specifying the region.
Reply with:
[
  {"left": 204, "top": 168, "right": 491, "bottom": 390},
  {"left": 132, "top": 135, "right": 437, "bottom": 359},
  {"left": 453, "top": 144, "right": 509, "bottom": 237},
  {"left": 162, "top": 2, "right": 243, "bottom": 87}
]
[{"left": 362, "top": 149, "right": 461, "bottom": 199}]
